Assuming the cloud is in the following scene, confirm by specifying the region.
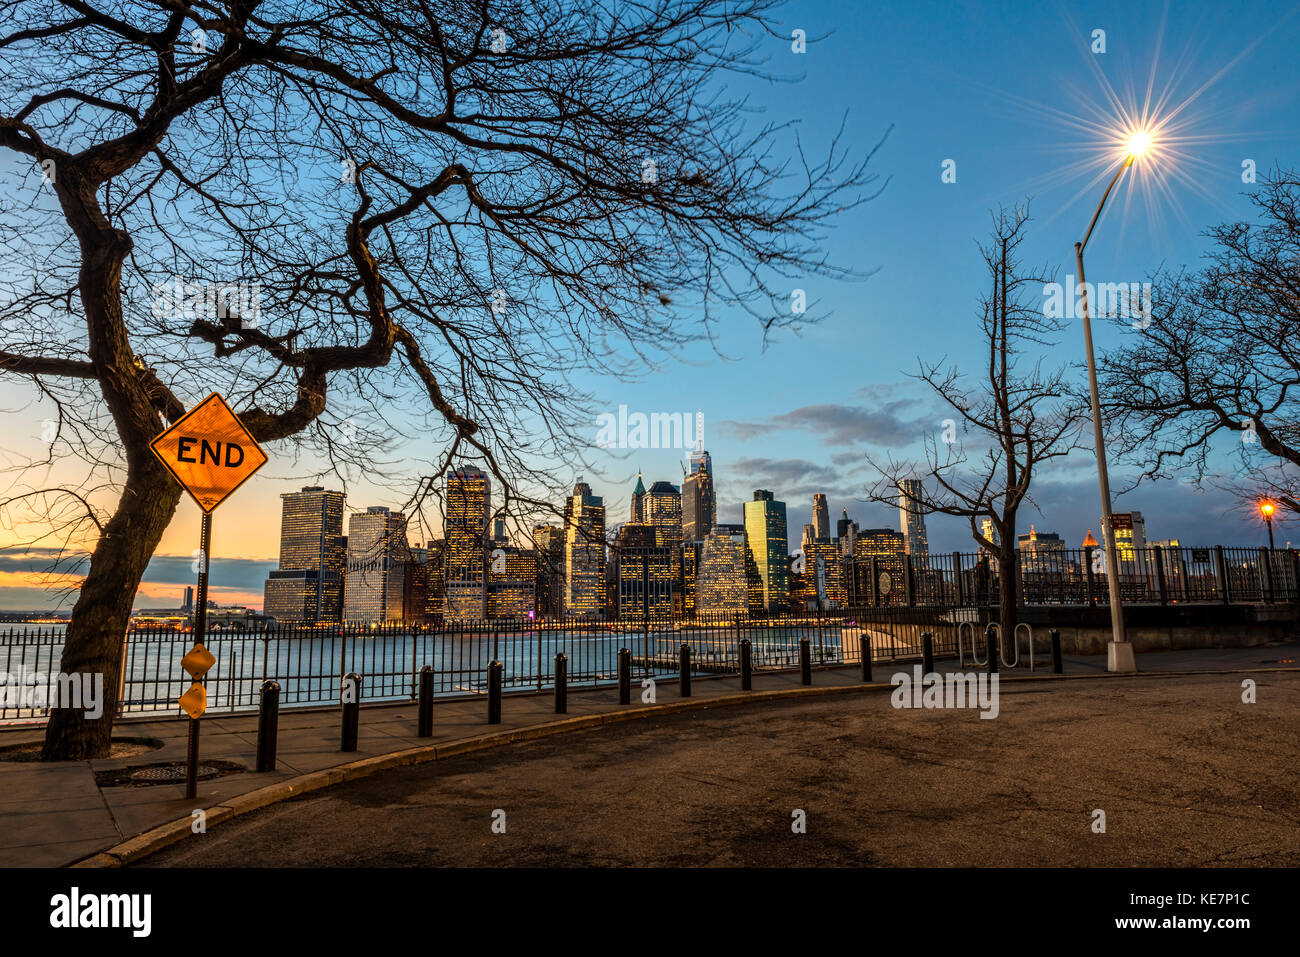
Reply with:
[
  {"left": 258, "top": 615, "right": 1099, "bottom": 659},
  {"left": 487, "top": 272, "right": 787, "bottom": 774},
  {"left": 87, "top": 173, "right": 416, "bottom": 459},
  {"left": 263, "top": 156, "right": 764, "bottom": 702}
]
[{"left": 719, "top": 401, "right": 934, "bottom": 449}]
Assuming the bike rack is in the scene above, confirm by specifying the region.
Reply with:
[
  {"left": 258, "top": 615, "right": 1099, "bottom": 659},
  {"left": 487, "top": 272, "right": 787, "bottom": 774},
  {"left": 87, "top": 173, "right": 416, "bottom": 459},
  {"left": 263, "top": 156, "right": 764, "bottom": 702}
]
[
  {"left": 1015, "top": 622, "right": 1034, "bottom": 671},
  {"left": 957, "top": 620, "right": 984, "bottom": 667}
]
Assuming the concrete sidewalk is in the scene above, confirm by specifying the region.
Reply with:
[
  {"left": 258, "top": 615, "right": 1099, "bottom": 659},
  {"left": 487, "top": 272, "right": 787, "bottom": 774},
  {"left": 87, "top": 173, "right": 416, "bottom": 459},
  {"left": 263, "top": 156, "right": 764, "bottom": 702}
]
[{"left": 2, "top": 641, "right": 1296, "bottom": 868}]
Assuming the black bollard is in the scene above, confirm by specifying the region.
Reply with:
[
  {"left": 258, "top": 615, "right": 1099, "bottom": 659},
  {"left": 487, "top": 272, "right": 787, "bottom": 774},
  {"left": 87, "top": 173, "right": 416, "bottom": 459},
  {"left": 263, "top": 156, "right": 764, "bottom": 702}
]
[
  {"left": 861, "top": 635, "right": 872, "bottom": 682},
  {"left": 555, "top": 653, "right": 568, "bottom": 714},
  {"left": 922, "top": 631, "right": 934, "bottom": 676},
  {"left": 740, "top": 638, "right": 752, "bottom": 691},
  {"left": 618, "top": 647, "right": 631, "bottom": 704},
  {"left": 256, "top": 679, "right": 280, "bottom": 772},
  {"left": 1050, "top": 628, "right": 1063, "bottom": 675},
  {"left": 341, "top": 673, "right": 361, "bottom": 752},
  {"left": 985, "top": 624, "right": 998, "bottom": 676},
  {"left": 417, "top": 665, "right": 434, "bottom": 737},
  {"left": 799, "top": 637, "right": 812, "bottom": 685},
  {"left": 679, "top": 644, "right": 691, "bottom": 697},
  {"left": 488, "top": 660, "right": 503, "bottom": 724}
]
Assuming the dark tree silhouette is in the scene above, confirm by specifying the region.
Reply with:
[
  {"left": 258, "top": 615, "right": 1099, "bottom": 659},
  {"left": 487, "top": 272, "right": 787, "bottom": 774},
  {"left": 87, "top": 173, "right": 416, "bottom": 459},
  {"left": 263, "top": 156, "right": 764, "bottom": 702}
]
[
  {"left": 1100, "top": 170, "right": 1300, "bottom": 512},
  {"left": 866, "top": 206, "right": 1086, "bottom": 637},
  {"left": 0, "top": 0, "right": 885, "bottom": 758}
]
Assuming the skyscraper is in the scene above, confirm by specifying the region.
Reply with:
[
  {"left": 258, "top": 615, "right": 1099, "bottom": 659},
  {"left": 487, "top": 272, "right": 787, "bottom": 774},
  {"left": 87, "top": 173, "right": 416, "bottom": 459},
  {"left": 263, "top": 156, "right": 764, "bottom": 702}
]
[
  {"left": 609, "top": 523, "right": 674, "bottom": 620},
  {"left": 532, "top": 524, "right": 565, "bottom": 618},
  {"left": 263, "top": 486, "right": 346, "bottom": 623},
  {"left": 854, "top": 528, "right": 907, "bottom": 605},
  {"left": 743, "top": 490, "right": 789, "bottom": 614},
  {"left": 342, "top": 506, "right": 411, "bottom": 623},
  {"left": 682, "top": 450, "right": 715, "bottom": 541},
  {"left": 898, "top": 479, "right": 930, "bottom": 564},
  {"left": 696, "top": 525, "right": 749, "bottom": 617},
  {"left": 445, "top": 466, "right": 490, "bottom": 621},
  {"left": 812, "top": 493, "right": 830, "bottom": 540},
  {"left": 565, "top": 480, "right": 606, "bottom": 618},
  {"left": 630, "top": 471, "right": 647, "bottom": 523}
]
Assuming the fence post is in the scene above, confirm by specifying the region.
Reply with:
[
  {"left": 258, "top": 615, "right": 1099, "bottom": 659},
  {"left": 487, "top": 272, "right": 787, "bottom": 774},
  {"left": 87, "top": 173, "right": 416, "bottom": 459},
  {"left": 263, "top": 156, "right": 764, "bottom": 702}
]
[
  {"left": 679, "top": 643, "right": 691, "bottom": 697},
  {"left": 340, "top": 673, "right": 361, "bottom": 752},
  {"left": 256, "top": 679, "right": 280, "bottom": 772},
  {"left": 799, "top": 637, "right": 812, "bottom": 685},
  {"left": 554, "top": 653, "right": 567, "bottom": 714},
  {"left": 1292, "top": 549, "right": 1300, "bottom": 602},
  {"left": 618, "top": 647, "right": 631, "bottom": 704},
  {"left": 1260, "top": 547, "right": 1275, "bottom": 603},
  {"left": 868, "top": 557, "right": 879, "bottom": 606},
  {"left": 740, "top": 638, "right": 752, "bottom": 690},
  {"left": 417, "top": 665, "right": 434, "bottom": 737},
  {"left": 860, "top": 634, "right": 872, "bottom": 681},
  {"left": 1084, "top": 546, "right": 1096, "bottom": 606},
  {"left": 487, "top": 660, "right": 502, "bottom": 724},
  {"left": 904, "top": 557, "right": 915, "bottom": 607},
  {"left": 921, "top": 631, "right": 934, "bottom": 675},
  {"left": 1214, "top": 545, "right": 1231, "bottom": 605},
  {"left": 953, "top": 552, "right": 965, "bottom": 606},
  {"left": 1153, "top": 545, "right": 1168, "bottom": 606},
  {"left": 1050, "top": 628, "right": 1063, "bottom": 674},
  {"left": 984, "top": 624, "right": 998, "bottom": 676}
]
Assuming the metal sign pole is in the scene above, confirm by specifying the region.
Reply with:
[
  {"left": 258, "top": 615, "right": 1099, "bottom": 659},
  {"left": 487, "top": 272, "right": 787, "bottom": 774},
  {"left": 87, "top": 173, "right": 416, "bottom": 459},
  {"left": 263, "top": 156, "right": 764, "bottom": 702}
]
[{"left": 186, "top": 511, "right": 212, "bottom": 799}]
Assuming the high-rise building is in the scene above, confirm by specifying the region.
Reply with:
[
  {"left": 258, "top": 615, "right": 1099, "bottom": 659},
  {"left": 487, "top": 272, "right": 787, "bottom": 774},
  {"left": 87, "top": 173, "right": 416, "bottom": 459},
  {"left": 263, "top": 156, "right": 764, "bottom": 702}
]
[
  {"left": 488, "top": 546, "right": 538, "bottom": 619},
  {"left": 837, "top": 508, "right": 858, "bottom": 557},
  {"left": 609, "top": 523, "right": 674, "bottom": 620},
  {"left": 565, "top": 480, "right": 606, "bottom": 618},
  {"left": 1017, "top": 525, "right": 1067, "bottom": 575},
  {"left": 263, "top": 486, "right": 347, "bottom": 623},
  {"left": 532, "top": 524, "right": 565, "bottom": 618},
  {"left": 812, "top": 493, "right": 830, "bottom": 540},
  {"left": 183, "top": 586, "right": 194, "bottom": 614},
  {"left": 681, "top": 450, "right": 715, "bottom": 541},
  {"left": 491, "top": 516, "right": 508, "bottom": 544},
  {"left": 445, "top": 466, "right": 490, "bottom": 621},
  {"left": 1103, "top": 511, "right": 1148, "bottom": 574},
  {"left": 793, "top": 538, "right": 845, "bottom": 609},
  {"left": 342, "top": 506, "right": 411, "bottom": 623},
  {"left": 630, "top": 471, "right": 647, "bottom": 523},
  {"left": 980, "top": 517, "right": 999, "bottom": 551},
  {"left": 645, "top": 481, "right": 683, "bottom": 548},
  {"left": 743, "top": 490, "right": 789, "bottom": 614},
  {"left": 854, "top": 528, "right": 907, "bottom": 605},
  {"left": 695, "top": 524, "right": 749, "bottom": 617},
  {"left": 898, "top": 479, "right": 930, "bottom": 565},
  {"left": 801, "top": 523, "right": 815, "bottom": 549}
]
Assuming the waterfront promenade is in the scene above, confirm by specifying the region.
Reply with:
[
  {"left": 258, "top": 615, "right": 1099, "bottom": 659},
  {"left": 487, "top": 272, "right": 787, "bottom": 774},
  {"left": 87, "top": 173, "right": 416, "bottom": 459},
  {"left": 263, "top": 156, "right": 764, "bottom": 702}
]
[{"left": 1, "top": 642, "right": 1296, "bottom": 868}]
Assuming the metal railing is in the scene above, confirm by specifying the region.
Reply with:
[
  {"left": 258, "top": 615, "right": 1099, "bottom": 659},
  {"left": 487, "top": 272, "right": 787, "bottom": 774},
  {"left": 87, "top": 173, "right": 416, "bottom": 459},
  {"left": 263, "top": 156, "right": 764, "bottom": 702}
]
[{"left": 0, "top": 606, "right": 972, "bottom": 724}]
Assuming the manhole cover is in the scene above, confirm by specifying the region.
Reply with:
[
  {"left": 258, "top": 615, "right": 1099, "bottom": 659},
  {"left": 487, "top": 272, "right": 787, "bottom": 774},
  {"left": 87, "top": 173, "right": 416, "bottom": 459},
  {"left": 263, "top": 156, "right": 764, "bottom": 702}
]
[
  {"left": 131, "top": 763, "right": 225, "bottom": 783},
  {"left": 94, "top": 758, "right": 245, "bottom": 788}
]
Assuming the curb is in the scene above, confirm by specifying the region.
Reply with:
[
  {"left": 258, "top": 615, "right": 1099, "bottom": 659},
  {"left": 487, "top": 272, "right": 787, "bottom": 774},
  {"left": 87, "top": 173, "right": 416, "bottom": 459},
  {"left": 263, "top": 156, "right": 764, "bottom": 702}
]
[{"left": 69, "top": 664, "right": 1300, "bottom": 868}]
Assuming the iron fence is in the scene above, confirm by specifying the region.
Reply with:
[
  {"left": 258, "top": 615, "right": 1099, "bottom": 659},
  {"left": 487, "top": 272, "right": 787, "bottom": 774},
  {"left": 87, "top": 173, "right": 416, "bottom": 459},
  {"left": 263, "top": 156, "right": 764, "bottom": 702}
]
[{"left": 0, "top": 606, "right": 971, "bottom": 724}]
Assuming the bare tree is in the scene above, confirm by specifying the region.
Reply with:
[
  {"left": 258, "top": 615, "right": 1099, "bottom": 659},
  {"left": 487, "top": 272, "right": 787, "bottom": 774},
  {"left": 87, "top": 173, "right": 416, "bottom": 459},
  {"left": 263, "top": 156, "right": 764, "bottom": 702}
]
[
  {"left": 866, "top": 206, "right": 1086, "bottom": 634},
  {"left": 0, "top": 0, "right": 886, "bottom": 758},
  {"left": 1100, "top": 169, "right": 1300, "bottom": 510}
]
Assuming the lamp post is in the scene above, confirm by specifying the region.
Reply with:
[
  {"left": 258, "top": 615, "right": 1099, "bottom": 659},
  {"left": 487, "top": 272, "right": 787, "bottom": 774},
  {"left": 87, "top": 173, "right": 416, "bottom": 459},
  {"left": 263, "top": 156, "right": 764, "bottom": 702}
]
[
  {"left": 1074, "top": 131, "right": 1150, "bottom": 674},
  {"left": 1260, "top": 500, "right": 1276, "bottom": 551}
]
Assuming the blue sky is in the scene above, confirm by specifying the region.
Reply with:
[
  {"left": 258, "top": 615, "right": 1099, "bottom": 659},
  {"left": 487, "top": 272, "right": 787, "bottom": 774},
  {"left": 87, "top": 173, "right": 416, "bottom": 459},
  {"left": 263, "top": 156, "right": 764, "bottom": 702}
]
[{"left": 3, "top": 0, "right": 1300, "bottom": 609}]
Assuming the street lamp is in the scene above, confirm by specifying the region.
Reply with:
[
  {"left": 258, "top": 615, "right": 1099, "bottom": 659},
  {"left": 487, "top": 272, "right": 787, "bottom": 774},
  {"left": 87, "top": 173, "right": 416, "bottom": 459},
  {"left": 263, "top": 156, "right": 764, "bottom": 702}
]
[
  {"left": 1259, "top": 500, "right": 1276, "bottom": 551},
  {"left": 1073, "top": 129, "right": 1152, "bottom": 674}
]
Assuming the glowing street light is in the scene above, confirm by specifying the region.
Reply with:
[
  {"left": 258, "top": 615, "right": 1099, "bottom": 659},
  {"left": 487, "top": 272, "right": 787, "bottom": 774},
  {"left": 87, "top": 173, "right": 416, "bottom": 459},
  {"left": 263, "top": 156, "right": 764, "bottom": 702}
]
[
  {"left": 1259, "top": 500, "right": 1277, "bottom": 551},
  {"left": 1073, "top": 128, "right": 1154, "bottom": 676}
]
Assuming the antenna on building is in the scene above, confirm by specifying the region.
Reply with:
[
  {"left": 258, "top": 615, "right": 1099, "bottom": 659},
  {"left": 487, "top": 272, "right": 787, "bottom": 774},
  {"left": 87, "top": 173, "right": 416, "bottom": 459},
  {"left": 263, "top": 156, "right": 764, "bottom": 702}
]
[{"left": 695, "top": 409, "right": 704, "bottom": 454}]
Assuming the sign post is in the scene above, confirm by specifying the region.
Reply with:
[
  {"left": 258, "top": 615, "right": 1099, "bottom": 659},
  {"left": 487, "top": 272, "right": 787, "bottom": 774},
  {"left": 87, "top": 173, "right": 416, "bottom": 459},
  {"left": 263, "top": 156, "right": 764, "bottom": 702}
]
[{"left": 150, "top": 393, "right": 268, "bottom": 799}]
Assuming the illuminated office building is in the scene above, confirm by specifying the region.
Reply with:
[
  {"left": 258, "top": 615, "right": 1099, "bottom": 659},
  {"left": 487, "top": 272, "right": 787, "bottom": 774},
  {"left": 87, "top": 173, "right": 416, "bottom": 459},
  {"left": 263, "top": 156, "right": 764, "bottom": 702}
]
[
  {"left": 263, "top": 486, "right": 346, "bottom": 623},
  {"left": 609, "top": 523, "right": 674, "bottom": 620},
  {"left": 682, "top": 450, "right": 715, "bottom": 541},
  {"left": 744, "top": 490, "right": 789, "bottom": 614},
  {"left": 565, "top": 480, "right": 606, "bottom": 618},
  {"left": 445, "top": 466, "right": 490, "bottom": 621},
  {"left": 630, "top": 471, "right": 646, "bottom": 523},
  {"left": 342, "top": 506, "right": 411, "bottom": 623},
  {"left": 532, "top": 524, "right": 565, "bottom": 618},
  {"left": 1017, "top": 525, "right": 1067, "bottom": 576},
  {"left": 1104, "top": 511, "right": 1148, "bottom": 571},
  {"left": 854, "top": 528, "right": 907, "bottom": 605},
  {"left": 696, "top": 525, "right": 749, "bottom": 617},
  {"left": 812, "top": 493, "right": 830, "bottom": 540},
  {"left": 898, "top": 479, "right": 930, "bottom": 566},
  {"left": 488, "top": 546, "right": 538, "bottom": 619}
]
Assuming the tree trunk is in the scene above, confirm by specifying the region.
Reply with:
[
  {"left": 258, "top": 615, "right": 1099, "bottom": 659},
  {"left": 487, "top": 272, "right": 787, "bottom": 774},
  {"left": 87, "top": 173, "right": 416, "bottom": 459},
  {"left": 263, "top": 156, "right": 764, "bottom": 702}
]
[
  {"left": 997, "top": 546, "right": 1018, "bottom": 662},
  {"left": 42, "top": 180, "right": 183, "bottom": 760},
  {"left": 41, "top": 464, "right": 182, "bottom": 759}
]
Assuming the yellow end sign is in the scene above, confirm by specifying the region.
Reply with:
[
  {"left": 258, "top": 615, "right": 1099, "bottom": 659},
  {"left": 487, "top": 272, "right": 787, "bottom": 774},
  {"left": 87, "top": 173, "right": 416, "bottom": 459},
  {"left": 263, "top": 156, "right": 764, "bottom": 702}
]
[
  {"left": 181, "top": 643, "right": 216, "bottom": 679},
  {"left": 178, "top": 682, "right": 207, "bottom": 719},
  {"left": 149, "top": 393, "right": 268, "bottom": 512}
]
